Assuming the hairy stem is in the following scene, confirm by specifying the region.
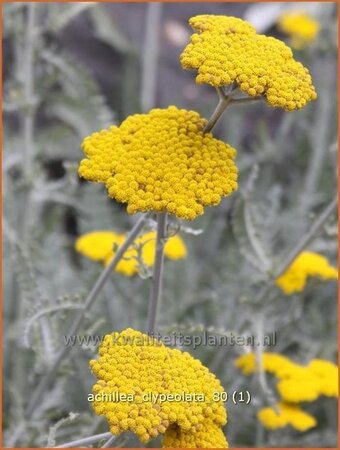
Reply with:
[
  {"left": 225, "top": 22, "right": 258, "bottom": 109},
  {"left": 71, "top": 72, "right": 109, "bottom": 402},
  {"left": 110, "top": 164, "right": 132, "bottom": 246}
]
[
  {"left": 254, "top": 313, "right": 278, "bottom": 408},
  {"left": 11, "top": 2, "right": 41, "bottom": 425},
  {"left": 22, "top": 2, "right": 36, "bottom": 180},
  {"left": 9, "top": 214, "right": 150, "bottom": 447},
  {"left": 251, "top": 191, "right": 335, "bottom": 433},
  {"left": 302, "top": 59, "right": 333, "bottom": 214},
  {"left": 203, "top": 86, "right": 261, "bottom": 133},
  {"left": 54, "top": 432, "right": 112, "bottom": 448},
  {"left": 274, "top": 194, "right": 338, "bottom": 277},
  {"left": 254, "top": 313, "right": 266, "bottom": 447},
  {"left": 140, "top": 2, "right": 162, "bottom": 112},
  {"left": 101, "top": 434, "right": 117, "bottom": 448},
  {"left": 249, "top": 195, "right": 336, "bottom": 427},
  {"left": 203, "top": 87, "right": 233, "bottom": 133},
  {"left": 252, "top": 194, "right": 338, "bottom": 306},
  {"left": 147, "top": 213, "right": 167, "bottom": 333}
]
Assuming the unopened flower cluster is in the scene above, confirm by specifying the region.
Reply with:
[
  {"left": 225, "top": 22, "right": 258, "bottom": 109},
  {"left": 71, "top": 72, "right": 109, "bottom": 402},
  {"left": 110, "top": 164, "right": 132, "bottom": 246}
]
[
  {"left": 278, "top": 11, "right": 320, "bottom": 49},
  {"left": 90, "top": 329, "right": 228, "bottom": 447},
  {"left": 275, "top": 251, "right": 338, "bottom": 294},
  {"left": 180, "top": 15, "right": 317, "bottom": 110},
  {"left": 79, "top": 106, "right": 238, "bottom": 220},
  {"left": 75, "top": 230, "right": 186, "bottom": 276},
  {"left": 236, "top": 352, "right": 338, "bottom": 431}
]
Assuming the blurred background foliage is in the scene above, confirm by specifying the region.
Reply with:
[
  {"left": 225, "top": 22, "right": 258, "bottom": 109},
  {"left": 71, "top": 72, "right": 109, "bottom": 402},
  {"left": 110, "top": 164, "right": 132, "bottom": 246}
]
[{"left": 3, "top": 2, "right": 338, "bottom": 448}]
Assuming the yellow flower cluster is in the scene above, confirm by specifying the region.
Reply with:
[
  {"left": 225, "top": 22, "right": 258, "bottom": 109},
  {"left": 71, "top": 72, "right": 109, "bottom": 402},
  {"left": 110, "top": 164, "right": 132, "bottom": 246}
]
[
  {"left": 236, "top": 352, "right": 338, "bottom": 401},
  {"left": 277, "top": 358, "right": 338, "bottom": 402},
  {"left": 180, "top": 15, "right": 317, "bottom": 111},
  {"left": 235, "top": 352, "right": 299, "bottom": 377},
  {"left": 90, "top": 329, "right": 227, "bottom": 447},
  {"left": 275, "top": 251, "right": 338, "bottom": 295},
  {"left": 163, "top": 420, "right": 227, "bottom": 448},
  {"left": 258, "top": 402, "right": 316, "bottom": 431},
  {"left": 75, "top": 230, "right": 187, "bottom": 276},
  {"left": 278, "top": 11, "right": 320, "bottom": 49},
  {"left": 235, "top": 352, "right": 338, "bottom": 431},
  {"left": 79, "top": 106, "right": 238, "bottom": 220}
]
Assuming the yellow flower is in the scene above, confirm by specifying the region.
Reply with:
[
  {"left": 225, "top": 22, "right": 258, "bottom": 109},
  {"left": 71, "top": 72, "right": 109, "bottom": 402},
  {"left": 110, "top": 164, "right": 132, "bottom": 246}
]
[
  {"left": 79, "top": 106, "right": 238, "bottom": 220},
  {"left": 307, "top": 359, "right": 339, "bottom": 397},
  {"left": 235, "top": 352, "right": 300, "bottom": 378},
  {"left": 75, "top": 230, "right": 187, "bottom": 276},
  {"left": 278, "top": 11, "right": 320, "bottom": 49},
  {"left": 75, "top": 231, "right": 117, "bottom": 262},
  {"left": 258, "top": 402, "right": 316, "bottom": 431},
  {"left": 235, "top": 352, "right": 338, "bottom": 403},
  {"left": 277, "top": 373, "right": 322, "bottom": 403},
  {"left": 236, "top": 353, "right": 337, "bottom": 432},
  {"left": 180, "top": 15, "right": 317, "bottom": 111},
  {"left": 163, "top": 420, "right": 228, "bottom": 448},
  {"left": 277, "top": 359, "right": 338, "bottom": 403},
  {"left": 275, "top": 251, "right": 338, "bottom": 295},
  {"left": 89, "top": 329, "right": 227, "bottom": 446}
]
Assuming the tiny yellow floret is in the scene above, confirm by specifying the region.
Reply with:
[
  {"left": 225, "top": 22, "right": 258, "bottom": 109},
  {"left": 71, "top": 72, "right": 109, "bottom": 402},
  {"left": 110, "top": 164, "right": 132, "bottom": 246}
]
[
  {"left": 180, "top": 15, "right": 317, "bottom": 110},
  {"left": 78, "top": 106, "right": 238, "bottom": 220},
  {"left": 75, "top": 230, "right": 187, "bottom": 276},
  {"left": 275, "top": 251, "right": 338, "bottom": 295},
  {"left": 278, "top": 11, "right": 320, "bottom": 49}
]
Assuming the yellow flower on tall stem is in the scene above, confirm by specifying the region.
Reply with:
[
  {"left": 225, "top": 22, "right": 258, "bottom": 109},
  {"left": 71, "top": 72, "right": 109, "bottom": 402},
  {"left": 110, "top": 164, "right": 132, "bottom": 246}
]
[
  {"left": 79, "top": 106, "right": 238, "bottom": 221},
  {"left": 180, "top": 15, "right": 317, "bottom": 110}
]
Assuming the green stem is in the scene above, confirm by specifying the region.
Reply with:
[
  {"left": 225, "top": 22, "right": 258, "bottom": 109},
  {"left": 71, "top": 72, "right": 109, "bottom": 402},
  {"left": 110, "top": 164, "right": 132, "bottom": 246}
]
[
  {"left": 252, "top": 194, "right": 338, "bottom": 306},
  {"left": 251, "top": 196, "right": 336, "bottom": 432},
  {"left": 274, "top": 194, "right": 338, "bottom": 277},
  {"left": 203, "top": 86, "right": 261, "bottom": 133},
  {"left": 101, "top": 434, "right": 117, "bottom": 448},
  {"left": 254, "top": 312, "right": 278, "bottom": 408},
  {"left": 22, "top": 2, "right": 36, "bottom": 180},
  {"left": 147, "top": 213, "right": 167, "bottom": 333},
  {"left": 203, "top": 87, "right": 232, "bottom": 133},
  {"left": 140, "top": 3, "right": 163, "bottom": 112}
]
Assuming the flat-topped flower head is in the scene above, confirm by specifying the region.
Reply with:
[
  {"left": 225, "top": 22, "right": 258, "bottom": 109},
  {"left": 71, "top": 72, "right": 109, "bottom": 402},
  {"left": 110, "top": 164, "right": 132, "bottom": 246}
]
[
  {"left": 236, "top": 352, "right": 337, "bottom": 432},
  {"left": 235, "top": 352, "right": 301, "bottom": 378},
  {"left": 180, "top": 15, "right": 317, "bottom": 111},
  {"left": 275, "top": 251, "right": 338, "bottom": 295},
  {"left": 236, "top": 352, "right": 338, "bottom": 402},
  {"left": 258, "top": 402, "right": 316, "bottom": 431},
  {"left": 278, "top": 11, "right": 320, "bottom": 49},
  {"left": 277, "top": 359, "right": 338, "bottom": 402},
  {"left": 89, "top": 328, "right": 227, "bottom": 446},
  {"left": 75, "top": 230, "right": 187, "bottom": 276},
  {"left": 79, "top": 106, "right": 238, "bottom": 220}
]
